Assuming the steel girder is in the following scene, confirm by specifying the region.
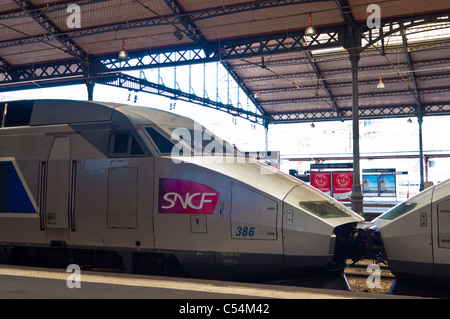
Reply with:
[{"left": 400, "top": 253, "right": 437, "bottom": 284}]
[
  {"left": 97, "top": 72, "right": 268, "bottom": 124},
  {"left": 0, "top": 9, "right": 449, "bottom": 124},
  {"left": 0, "top": 0, "right": 329, "bottom": 49},
  {"left": 269, "top": 103, "right": 450, "bottom": 123},
  {"left": 11, "top": 0, "right": 89, "bottom": 62},
  {"left": 0, "top": 23, "right": 374, "bottom": 85},
  {"left": 260, "top": 86, "right": 450, "bottom": 105},
  {"left": 97, "top": 11, "right": 450, "bottom": 71}
]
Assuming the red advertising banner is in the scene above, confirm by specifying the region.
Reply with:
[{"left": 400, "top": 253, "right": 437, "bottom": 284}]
[
  {"left": 311, "top": 172, "right": 331, "bottom": 196},
  {"left": 332, "top": 171, "right": 353, "bottom": 201}
]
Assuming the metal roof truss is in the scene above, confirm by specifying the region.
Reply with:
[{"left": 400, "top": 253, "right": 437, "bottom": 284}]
[{"left": 0, "top": 6, "right": 449, "bottom": 125}]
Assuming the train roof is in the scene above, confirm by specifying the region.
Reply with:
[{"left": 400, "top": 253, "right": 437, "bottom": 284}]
[{"left": 0, "top": 99, "right": 195, "bottom": 128}]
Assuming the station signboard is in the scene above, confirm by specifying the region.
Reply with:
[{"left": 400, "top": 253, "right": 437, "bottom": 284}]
[
  {"left": 363, "top": 174, "right": 379, "bottom": 197},
  {"left": 363, "top": 168, "right": 397, "bottom": 198},
  {"left": 379, "top": 173, "right": 396, "bottom": 197}
]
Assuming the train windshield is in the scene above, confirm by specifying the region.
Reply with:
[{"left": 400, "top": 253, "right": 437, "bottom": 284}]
[
  {"left": 299, "top": 201, "right": 352, "bottom": 218},
  {"left": 379, "top": 202, "right": 418, "bottom": 220},
  {"left": 378, "top": 186, "right": 433, "bottom": 220}
]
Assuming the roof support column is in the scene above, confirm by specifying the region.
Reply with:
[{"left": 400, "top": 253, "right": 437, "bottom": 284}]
[
  {"left": 345, "top": 22, "right": 363, "bottom": 216},
  {"left": 264, "top": 122, "right": 269, "bottom": 152},
  {"left": 349, "top": 51, "right": 363, "bottom": 216},
  {"left": 417, "top": 113, "right": 425, "bottom": 191},
  {"left": 401, "top": 28, "right": 426, "bottom": 191},
  {"left": 86, "top": 79, "right": 95, "bottom": 101}
]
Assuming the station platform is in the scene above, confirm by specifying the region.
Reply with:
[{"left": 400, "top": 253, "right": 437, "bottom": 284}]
[{"left": 0, "top": 265, "right": 416, "bottom": 300}]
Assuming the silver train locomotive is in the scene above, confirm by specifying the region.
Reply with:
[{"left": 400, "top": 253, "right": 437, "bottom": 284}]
[
  {"left": 371, "top": 179, "right": 450, "bottom": 296},
  {"left": 0, "top": 99, "right": 364, "bottom": 286}
]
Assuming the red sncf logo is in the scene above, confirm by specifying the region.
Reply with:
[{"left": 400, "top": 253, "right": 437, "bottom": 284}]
[{"left": 159, "top": 179, "right": 220, "bottom": 215}]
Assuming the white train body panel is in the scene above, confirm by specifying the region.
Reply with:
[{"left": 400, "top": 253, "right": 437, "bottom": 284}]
[
  {"left": 373, "top": 178, "right": 450, "bottom": 288},
  {"left": 0, "top": 100, "right": 363, "bottom": 281}
]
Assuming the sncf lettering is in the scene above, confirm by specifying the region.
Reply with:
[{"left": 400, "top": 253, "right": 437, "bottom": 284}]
[
  {"left": 161, "top": 192, "right": 217, "bottom": 210},
  {"left": 158, "top": 179, "right": 220, "bottom": 215}
]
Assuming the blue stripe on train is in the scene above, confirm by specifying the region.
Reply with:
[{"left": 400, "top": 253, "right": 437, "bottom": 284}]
[{"left": 0, "top": 161, "right": 36, "bottom": 214}]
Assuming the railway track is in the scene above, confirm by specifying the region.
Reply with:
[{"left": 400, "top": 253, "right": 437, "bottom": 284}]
[{"left": 344, "top": 259, "right": 395, "bottom": 294}]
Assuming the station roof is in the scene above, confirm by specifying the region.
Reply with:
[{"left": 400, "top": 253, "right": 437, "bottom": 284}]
[{"left": 0, "top": 0, "right": 449, "bottom": 124}]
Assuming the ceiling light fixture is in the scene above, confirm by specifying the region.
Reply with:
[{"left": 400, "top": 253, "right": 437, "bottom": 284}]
[
  {"left": 305, "top": 13, "right": 317, "bottom": 36},
  {"left": 254, "top": 87, "right": 261, "bottom": 99},
  {"left": 118, "top": 39, "right": 129, "bottom": 60},
  {"left": 377, "top": 76, "right": 385, "bottom": 89},
  {"left": 174, "top": 29, "right": 184, "bottom": 41}
]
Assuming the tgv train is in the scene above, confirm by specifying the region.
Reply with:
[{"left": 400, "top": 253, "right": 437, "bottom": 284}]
[
  {"left": 372, "top": 179, "right": 450, "bottom": 296},
  {"left": 0, "top": 99, "right": 364, "bottom": 287}
]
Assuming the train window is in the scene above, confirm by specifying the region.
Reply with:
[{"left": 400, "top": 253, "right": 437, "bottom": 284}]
[
  {"left": 0, "top": 104, "right": 4, "bottom": 127},
  {"left": 110, "top": 132, "right": 145, "bottom": 157},
  {"left": 113, "top": 133, "right": 129, "bottom": 153},
  {"left": 130, "top": 137, "right": 145, "bottom": 155},
  {"left": 3, "top": 101, "right": 34, "bottom": 127},
  {"left": 299, "top": 201, "right": 352, "bottom": 218},
  {"left": 379, "top": 202, "right": 417, "bottom": 220},
  {"left": 0, "top": 162, "right": 36, "bottom": 213},
  {"left": 145, "top": 127, "right": 175, "bottom": 154},
  {"left": 0, "top": 163, "right": 10, "bottom": 212}
]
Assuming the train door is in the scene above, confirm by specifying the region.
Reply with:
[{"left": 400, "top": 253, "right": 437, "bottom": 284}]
[
  {"left": 44, "top": 137, "right": 72, "bottom": 231},
  {"left": 230, "top": 183, "right": 278, "bottom": 240},
  {"left": 107, "top": 167, "right": 138, "bottom": 229},
  {"left": 434, "top": 197, "right": 450, "bottom": 283},
  {"left": 437, "top": 199, "right": 450, "bottom": 249}
]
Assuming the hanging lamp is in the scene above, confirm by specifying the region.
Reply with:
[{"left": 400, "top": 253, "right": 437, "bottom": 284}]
[
  {"left": 305, "top": 13, "right": 317, "bottom": 36},
  {"left": 118, "top": 39, "right": 129, "bottom": 60}
]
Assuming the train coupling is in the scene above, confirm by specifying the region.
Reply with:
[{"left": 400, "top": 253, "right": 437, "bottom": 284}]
[{"left": 334, "top": 223, "right": 387, "bottom": 265}]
